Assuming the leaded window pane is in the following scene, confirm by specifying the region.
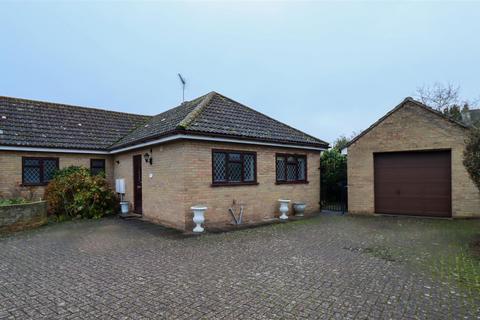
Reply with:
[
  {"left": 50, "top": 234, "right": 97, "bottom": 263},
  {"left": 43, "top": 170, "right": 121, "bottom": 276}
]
[
  {"left": 91, "top": 159, "right": 106, "bottom": 176},
  {"left": 228, "top": 162, "right": 242, "bottom": 182},
  {"left": 243, "top": 154, "right": 255, "bottom": 182},
  {"left": 298, "top": 157, "right": 306, "bottom": 180},
  {"left": 229, "top": 153, "right": 241, "bottom": 161},
  {"left": 213, "top": 152, "right": 226, "bottom": 182},
  {"left": 287, "top": 163, "right": 297, "bottom": 181},
  {"left": 24, "top": 159, "right": 39, "bottom": 166},
  {"left": 276, "top": 157, "right": 286, "bottom": 181},
  {"left": 23, "top": 167, "right": 40, "bottom": 184},
  {"left": 43, "top": 160, "right": 58, "bottom": 181}
]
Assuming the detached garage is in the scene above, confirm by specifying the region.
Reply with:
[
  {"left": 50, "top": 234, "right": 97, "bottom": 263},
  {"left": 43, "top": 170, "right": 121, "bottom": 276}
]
[{"left": 345, "top": 97, "right": 480, "bottom": 218}]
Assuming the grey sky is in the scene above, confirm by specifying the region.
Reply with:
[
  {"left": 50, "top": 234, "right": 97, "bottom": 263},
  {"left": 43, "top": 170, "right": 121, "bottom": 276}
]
[{"left": 1, "top": 1, "right": 479, "bottom": 144}]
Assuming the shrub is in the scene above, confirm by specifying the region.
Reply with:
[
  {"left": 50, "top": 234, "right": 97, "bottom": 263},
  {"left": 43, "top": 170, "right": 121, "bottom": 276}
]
[
  {"left": 45, "top": 166, "right": 118, "bottom": 219},
  {"left": 464, "top": 128, "right": 480, "bottom": 192}
]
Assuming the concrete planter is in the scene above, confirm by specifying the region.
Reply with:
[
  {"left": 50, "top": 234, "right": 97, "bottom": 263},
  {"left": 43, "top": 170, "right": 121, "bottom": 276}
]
[
  {"left": 278, "top": 199, "right": 291, "bottom": 220},
  {"left": 293, "top": 203, "right": 306, "bottom": 217},
  {"left": 191, "top": 206, "right": 207, "bottom": 233},
  {"left": 0, "top": 201, "right": 47, "bottom": 232}
]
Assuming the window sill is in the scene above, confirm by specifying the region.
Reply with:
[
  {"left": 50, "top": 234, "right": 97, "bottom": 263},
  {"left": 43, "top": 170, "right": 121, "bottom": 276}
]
[
  {"left": 211, "top": 182, "right": 259, "bottom": 187},
  {"left": 21, "top": 183, "right": 48, "bottom": 187},
  {"left": 275, "top": 181, "right": 309, "bottom": 185}
]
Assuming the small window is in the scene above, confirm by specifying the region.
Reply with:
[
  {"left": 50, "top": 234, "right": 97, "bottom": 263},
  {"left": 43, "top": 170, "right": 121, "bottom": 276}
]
[
  {"left": 212, "top": 150, "right": 257, "bottom": 186},
  {"left": 276, "top": 154, "right": 307, "bottom": 184},
  {"left": 90, "top": 159, "right": 106, "bottom": 176},
  {"left": 22, "top": 157, "right": 59, "bottom": 186}
]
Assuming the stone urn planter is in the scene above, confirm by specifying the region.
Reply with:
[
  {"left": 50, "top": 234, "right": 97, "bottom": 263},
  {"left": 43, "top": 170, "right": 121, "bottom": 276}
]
[
  {"left": 293, "top": 203, "right": 306, "bottom": 217},
  {"left": 278, "top": 199, "right": 291, "bottom": 220},
  {"left": 191, "top": 206, "right": 207, "bottom": 233}
]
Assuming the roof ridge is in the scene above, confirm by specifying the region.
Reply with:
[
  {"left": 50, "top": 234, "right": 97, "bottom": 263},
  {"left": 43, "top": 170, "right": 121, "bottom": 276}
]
[
  {"left": 210, "top": 92, "right": 329, "bottom": 146},
  {"left": 177, "top": 91, "right": 216, "bottom": 129},
  {"left": 0, "top": 95, "right": 152, "bottom": 118}
]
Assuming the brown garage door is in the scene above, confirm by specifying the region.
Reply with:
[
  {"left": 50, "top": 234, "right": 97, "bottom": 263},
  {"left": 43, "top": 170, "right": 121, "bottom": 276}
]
[{"left": 374, "top": 150, "right": 451, "bottom": 217}]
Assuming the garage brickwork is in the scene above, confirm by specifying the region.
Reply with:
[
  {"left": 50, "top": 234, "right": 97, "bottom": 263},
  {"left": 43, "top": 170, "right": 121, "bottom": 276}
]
[
  {"left": 0, "top": 151, "right": 113, "bottom": 200},
  {"left": 113, "top": 140, "right": 320, "bottom": 231},
  {"left": 347, "top": 101, "right": 480, "bottom": 217}
]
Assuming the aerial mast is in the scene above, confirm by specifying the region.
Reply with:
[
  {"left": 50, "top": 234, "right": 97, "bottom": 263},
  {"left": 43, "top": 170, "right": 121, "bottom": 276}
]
[{"left": 177, "top": 73, "right": 186, "bottom": 102}]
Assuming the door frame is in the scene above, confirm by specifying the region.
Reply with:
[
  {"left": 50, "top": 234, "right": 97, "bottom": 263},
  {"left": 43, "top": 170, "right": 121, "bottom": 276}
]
[{"left": 133, "top": 154, "right": 143, "bottom": 214}]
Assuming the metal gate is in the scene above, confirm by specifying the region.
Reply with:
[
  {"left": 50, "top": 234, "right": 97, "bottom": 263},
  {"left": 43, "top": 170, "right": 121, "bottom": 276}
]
[{"left": 321, "top": 181, "right": 348, "bottom": 214}]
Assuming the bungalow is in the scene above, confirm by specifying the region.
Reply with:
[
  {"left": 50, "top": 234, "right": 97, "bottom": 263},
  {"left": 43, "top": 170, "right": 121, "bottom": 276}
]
[
  {"left": 343, "top": 97, "right": 480, "bottom": 218},
  {"left": 0, "top": 92, "right": 329, "bottom": 230}
]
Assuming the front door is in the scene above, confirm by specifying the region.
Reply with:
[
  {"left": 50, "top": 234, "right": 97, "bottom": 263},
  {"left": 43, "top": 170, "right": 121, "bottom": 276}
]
[{"left": 133, "top": 155, "right": 143, "bottom": 214}]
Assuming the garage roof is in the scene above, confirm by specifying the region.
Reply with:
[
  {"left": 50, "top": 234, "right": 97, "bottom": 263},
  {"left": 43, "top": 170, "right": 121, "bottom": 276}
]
[{"left": 343, "top": 97, "right": 470, "bottom": 151}]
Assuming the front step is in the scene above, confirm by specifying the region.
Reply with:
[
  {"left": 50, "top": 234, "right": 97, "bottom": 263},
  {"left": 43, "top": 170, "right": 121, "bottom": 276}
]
[{"left": 118, "top": 213, "right": 142, "bottom": 220}]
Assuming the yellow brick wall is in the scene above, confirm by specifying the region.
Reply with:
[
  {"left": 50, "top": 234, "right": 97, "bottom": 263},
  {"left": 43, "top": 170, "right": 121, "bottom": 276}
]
[
  {"left": 181, "top": 141, "right": 321, "bottom": 230},
  {"left": 113, "top": 140, "right": 320, "bottom": 231},
  {"left": 1, "top": 141, "right": 321, "bottom": 231},
  {"left": 0, "top": 151, "right": 113, "bottom": 200},
  {"left": 113, "top": 142, "right": 187, "bottom": 230},
  {"left": 347, "top": 102, "right": 480, "bottom": 217}
]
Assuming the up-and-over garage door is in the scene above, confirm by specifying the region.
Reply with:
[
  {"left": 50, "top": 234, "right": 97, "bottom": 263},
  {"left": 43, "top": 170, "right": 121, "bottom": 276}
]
[{"left": 374, "top": 150, "right": 451, "bottom": 217}]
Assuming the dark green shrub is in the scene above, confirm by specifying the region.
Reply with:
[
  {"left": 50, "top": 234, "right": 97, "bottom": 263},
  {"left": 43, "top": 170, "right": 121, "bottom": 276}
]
[
  {"left": 464, "top": 128, "right": 480, "bottom": 192},
  {"left": 45, "top": 166, "right": 118, "bottom": 219},
  {"left": 320, "top": 148, "right": 347, "bottom": 204}
]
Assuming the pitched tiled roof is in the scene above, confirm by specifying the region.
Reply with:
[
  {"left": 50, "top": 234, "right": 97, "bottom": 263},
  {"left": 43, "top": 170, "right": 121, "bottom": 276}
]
[
  {"left": 111, "top": 92, "right": 328, "bottom": 149},
  {"left": 0, "top": 92, "right": 328, "bottom": 151},
  {"left": 344, "top": 97, "right": 470, "bottom": 150},
  {"left": 0, "top": 96, "right": 151, "bottom": 150}
]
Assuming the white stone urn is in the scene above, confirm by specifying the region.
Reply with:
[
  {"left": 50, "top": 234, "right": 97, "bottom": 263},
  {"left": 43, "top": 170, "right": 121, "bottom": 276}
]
[
  {"left": 191, "top": 206, "right": 207, "bottom": 233},
  {"left": 278, "top": 199, "right": 291, "bottom": 220}
]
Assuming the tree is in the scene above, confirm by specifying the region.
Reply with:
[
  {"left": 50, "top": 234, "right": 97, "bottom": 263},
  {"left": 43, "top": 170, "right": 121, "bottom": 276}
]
[
  {"left": 463, "top": 127, "right": 480, "bottom": 192},
  {"left": 415, "top": 83, "right": 471, "bottom": 122},
  {"left": 320, "top": 135, "right": 351, "bottom": 205},
  {"left": 333, "top": 135, "right": 350, "bottom": 151}
]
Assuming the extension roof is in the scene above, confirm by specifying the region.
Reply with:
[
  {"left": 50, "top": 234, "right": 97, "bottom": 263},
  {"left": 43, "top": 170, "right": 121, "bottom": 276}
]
[
  {"left": 0, "top": 92, "right": 328, "bottom": 152},
  {"left": 0, "top": 96, "right": 151, "bottom": 150}
]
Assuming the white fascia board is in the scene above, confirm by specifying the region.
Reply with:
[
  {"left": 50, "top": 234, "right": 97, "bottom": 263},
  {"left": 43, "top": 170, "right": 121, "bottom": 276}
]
[
  {"left": 0, "top": 145, "right": 109, "bottom": 154},
  {"left": 110, "top": 134, "right": 326, "bottom": 154},
  {"left": 0, "top": 134, "right": 326, "bottom": 155},
  {"left": 341, "top": 148, "right": 348, "bottom": 155}
]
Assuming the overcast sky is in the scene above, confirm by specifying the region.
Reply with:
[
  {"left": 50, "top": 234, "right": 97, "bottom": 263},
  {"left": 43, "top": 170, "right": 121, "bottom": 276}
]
[{"left": 1, "top": 1, "right": 479, "bottom": 144}]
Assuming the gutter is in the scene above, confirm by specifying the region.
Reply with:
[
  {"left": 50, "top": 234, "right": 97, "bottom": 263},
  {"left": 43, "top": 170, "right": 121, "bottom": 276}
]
[{"left": 0, "top": 134, "right": 327, "bottom": 155}]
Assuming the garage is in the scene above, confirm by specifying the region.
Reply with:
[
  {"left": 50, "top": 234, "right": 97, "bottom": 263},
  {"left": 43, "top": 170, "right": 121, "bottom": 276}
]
[{"left": 374, "top": 150, "right": 452, "bottom": 217}]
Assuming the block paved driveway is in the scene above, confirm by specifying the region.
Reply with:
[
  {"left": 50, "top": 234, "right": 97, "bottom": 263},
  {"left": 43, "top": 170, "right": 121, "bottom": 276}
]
[{"left": 1, "top": 215, "right": 479, "bottom": 319}]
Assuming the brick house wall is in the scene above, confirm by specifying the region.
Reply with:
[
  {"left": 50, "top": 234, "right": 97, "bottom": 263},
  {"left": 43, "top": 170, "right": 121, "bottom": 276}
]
[
  {"left": 0, "top": 151, "right": 113, "bottom": 200},
  {"left": 347, "top": 101, "right": 480, "bottom": 217},
  {"left": 114, "top": 140, "right": 321, "bottom": 231},
  {"left": 113, "top": 142, "right": 188, "bottom": 230}
]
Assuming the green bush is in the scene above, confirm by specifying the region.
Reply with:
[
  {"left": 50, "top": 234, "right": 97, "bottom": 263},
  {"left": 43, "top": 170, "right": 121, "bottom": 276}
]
[
  {"left": 45, "top": 166, "right": 118, "bottom": 219},
  {"left": 464, "top": 127, "right": 480, "bottom": 191}
]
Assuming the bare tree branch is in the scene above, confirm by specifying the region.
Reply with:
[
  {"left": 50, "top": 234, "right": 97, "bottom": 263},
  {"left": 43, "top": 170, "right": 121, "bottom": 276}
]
[{"left": 415, "top": 82, "right": 460, "bottom": 110}]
